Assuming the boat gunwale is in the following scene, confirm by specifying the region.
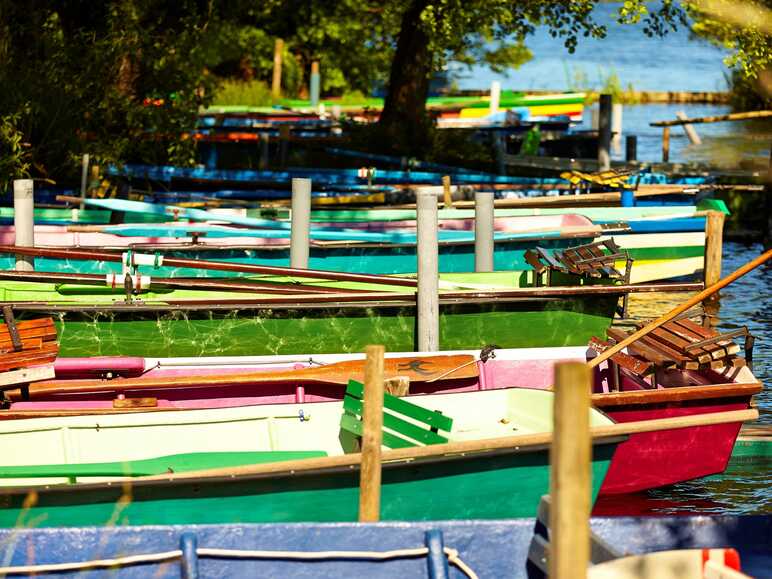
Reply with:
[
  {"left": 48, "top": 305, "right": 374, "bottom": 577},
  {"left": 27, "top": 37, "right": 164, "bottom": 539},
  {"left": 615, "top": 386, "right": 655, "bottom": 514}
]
[
  {"left": 0, "top": 434, "right": 626, "bottom": 499},
  {"left": 591, "top": 382, "right": 762, "bottom": 407}
]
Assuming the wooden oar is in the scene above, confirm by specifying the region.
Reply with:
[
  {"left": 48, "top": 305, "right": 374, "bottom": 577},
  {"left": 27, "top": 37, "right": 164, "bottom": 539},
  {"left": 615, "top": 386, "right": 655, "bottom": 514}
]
[
  {"left": 588, "top": 249, "right": 772, "bottom": 369},
  {"left": 0, "top": 270, "right": 375, "bottom": 295},
  {"left": 0, "top": 245, "right": 418, "bottom": 288},
  {"left": 7, "top": 354, "right": 479, "bottom": 400}
]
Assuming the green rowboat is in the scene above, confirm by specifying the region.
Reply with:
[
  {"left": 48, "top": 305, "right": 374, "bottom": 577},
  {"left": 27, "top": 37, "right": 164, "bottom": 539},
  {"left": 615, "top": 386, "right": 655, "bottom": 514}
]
[{"left": 0, "top": 387, "right": 620, "bottom": 526}]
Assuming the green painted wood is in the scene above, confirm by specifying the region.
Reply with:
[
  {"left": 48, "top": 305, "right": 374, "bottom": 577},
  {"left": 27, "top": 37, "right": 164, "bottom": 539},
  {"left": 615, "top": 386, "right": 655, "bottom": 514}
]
[
  {"left": 342, "top": 397, "right": 449, "bottom": 447},
  {"left": 0, "top": 443, "right": 618, "bottom": 527},
  {"left": 0, "top": 451, "right": 327, "bottom": 478},
  {"left": 346, "top": 379, "right": 454, "bottom": 431},
  {"left": 340, "top": 413, "right": 416, "bottom": 449}
]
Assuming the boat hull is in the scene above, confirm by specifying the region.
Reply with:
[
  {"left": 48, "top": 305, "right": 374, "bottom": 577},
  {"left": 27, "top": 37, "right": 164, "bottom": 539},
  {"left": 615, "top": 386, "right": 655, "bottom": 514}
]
[
  {"left": 599, "top": 399, "right": 750, "bottom": 494},
  {"left": 0, "top": 443, "right": 617, "bottom": 527},
  {"left": 12, "top": 297, "right": 620, "bottom": 357}
]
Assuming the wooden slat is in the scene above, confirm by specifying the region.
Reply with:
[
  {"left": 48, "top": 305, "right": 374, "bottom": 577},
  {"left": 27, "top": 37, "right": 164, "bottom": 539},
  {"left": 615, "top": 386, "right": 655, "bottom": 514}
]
[
  {"left": 0, "top": 342, "right": 59, "bottom": 374},
  {"left": 591, "top": 382, "right": 761, "bottom": 407},
  {"left": 646, "top": 327, "right": 713, "bottom": 364},
  {"left": 607, "top": 328, "right": 678, "bottom": 368},
  {"left": 671, "top": 318, "right": 741, "bottom": 360},
  {"left": 587, "top": 338, "right": 653, "bottom": 376},
  {"left": 0, "top": 337, "right": 43, "bottom": 354}
]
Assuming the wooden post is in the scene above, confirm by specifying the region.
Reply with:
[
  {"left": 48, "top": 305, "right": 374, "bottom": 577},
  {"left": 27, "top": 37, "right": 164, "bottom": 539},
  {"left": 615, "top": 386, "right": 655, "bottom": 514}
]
[
  {"left": 290, "top": 178, "right": 311, "bottom": 269},
  {"left": 358, "top": 344, "right": 385, "bottom": 522},
  {"left": 271, "top": 39, "right": 284, "bottom": 100},
  {"left": 13, "top": 179, "right": 34, "bottom": 272},
  {"left": 310, "top": 61, "right": 320, "bottom": 109},
  {"left": 258, "top": 133, "right": 269, "bottom": 170},
  {"left": 79, "top": 154, "right": 90, "bottom": 210},
  {"left": 597, "top": 94, "right": 612, "bottom": 171},
  {"left": 625, "top": 135, "right": 637, "bottom": 162},
  {"left": 549, "top": 361, "right": 591, "bottom": 579},
  {"left": 279, "top": 124, "right": 290, "bottom": 167},
  {"left": 441, "top": 175, "right": 453, "bottom": 208},
  {"left": 417, "top": 190, "right": 439, "bottom": 352},
  {"left": 474, "top": 191, "right": 494, "bottom": 272},
  {"left": 676, "top": 111, "right": 702, "bottom": 145},
  {"left": 766, "top": 145, "right": 771, "bottom": 250},
  {"left": 704, "top": 210, "right": 725, "bottom": 302},
  {"left": 661, "top": 127, "right": 670, "bottom": 162}
]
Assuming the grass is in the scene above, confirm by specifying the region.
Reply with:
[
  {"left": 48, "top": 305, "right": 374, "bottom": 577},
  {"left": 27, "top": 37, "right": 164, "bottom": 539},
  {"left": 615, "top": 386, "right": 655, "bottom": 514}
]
[{"left": 211, "top": 79, "right": 273, "bottom": 107}]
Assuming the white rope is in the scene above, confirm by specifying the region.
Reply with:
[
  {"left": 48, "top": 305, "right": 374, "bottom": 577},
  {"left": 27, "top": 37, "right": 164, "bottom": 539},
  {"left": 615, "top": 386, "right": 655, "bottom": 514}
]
[
  {"left": 0, "top": 549, "right": 182, "bottom": 574},
  {"left": 0, "top": 545, "right": 479, "bottom": 578}
]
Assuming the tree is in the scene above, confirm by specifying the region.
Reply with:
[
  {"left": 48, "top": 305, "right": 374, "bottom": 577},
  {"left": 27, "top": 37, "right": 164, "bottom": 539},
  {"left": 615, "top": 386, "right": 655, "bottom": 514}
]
[
  {"left": 377, "top": 0, "right": 687, "bottom": 154},
  {"left": 684, "top": 0, "right": 771, "bottom": 107}
]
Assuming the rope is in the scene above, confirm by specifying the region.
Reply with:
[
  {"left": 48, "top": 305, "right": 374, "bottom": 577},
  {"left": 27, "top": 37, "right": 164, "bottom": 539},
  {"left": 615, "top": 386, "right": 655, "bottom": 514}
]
[{"left": 0, "top": 545, "right": 479, "bottom": 578}]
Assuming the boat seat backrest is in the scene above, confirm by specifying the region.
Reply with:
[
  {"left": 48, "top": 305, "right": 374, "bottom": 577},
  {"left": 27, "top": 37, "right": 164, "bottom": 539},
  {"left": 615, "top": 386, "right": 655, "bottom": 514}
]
[{"left": 340, "top": 379, "right": 453, "bottom": 449}]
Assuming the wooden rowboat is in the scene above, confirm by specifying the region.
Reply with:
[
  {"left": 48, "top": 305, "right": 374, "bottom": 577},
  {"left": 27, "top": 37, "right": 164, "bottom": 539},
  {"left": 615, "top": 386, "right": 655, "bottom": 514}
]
[
  {"left": 0, "top": 387, "right": 623, "bottom": 526},
  {"left": 1, "top": 341, "right": 760, "bottom": 495}
]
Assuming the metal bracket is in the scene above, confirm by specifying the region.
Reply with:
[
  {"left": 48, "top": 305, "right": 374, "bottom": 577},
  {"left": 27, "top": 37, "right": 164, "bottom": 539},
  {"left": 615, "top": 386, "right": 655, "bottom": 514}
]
[{"left": 2, "top": 306, "right": 22, "bottom": 351}]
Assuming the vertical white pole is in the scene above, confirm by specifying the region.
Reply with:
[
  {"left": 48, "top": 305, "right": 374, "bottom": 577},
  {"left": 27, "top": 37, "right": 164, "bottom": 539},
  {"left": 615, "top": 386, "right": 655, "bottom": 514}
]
[
  {"left": 290, "top": 178, "right": 311, "bottom": 269},
  {"left": 611, "top": 104, "right": 623, "bottom": 154},
  {"left": 489, "top": 81, "right": 501, "bottom": 114},
  {"left": 13, "top": 179, "right": 34, "bottom": 271},
  {"left": 474, "top": 191, "right": 494, "bottom": 272},
  {"left": 417, "top": 190, "right": 439, "bottom": 352}
]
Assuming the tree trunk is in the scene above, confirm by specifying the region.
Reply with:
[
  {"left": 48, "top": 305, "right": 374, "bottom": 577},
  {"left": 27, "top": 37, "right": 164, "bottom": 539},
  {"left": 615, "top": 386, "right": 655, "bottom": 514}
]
[{"left": 378, "top": 0, "right": 433, "bottom": 155}]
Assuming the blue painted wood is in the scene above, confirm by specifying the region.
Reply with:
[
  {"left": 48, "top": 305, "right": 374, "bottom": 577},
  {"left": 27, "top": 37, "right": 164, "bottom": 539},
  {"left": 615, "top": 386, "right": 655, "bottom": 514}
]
[
  {"left": 425, "top": 530, "right": 450, "bottom": 579},
  {"left": 181, "top": 533, "right": 199, "bottom": 579},
  {"left": 107, "top": 164, "right": 713, "bottom": 187},
  {"left": 0, "top": 516, "right": 766, "bottom": 578}
]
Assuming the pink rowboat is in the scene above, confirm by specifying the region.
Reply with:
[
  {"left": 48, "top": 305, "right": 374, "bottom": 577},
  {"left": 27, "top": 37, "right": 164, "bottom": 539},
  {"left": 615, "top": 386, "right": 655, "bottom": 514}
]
[{"left": 1, "top": 346, "right": 760, "bottom": 496}]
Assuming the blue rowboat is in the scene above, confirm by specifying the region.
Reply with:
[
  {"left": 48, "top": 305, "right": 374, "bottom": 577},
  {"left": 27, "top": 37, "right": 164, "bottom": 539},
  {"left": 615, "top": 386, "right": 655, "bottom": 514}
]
[{"left": 0, "top": 515, "right": 766, "bottom": 578}]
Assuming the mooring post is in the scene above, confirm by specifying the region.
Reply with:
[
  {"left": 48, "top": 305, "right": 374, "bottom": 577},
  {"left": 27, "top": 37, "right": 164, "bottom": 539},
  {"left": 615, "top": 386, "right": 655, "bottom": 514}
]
[
  {"left": 549, "top": 361, "right": 591, "bottom": 579},
  {"left": 279, "top": 124, "right": 290, "bottom": 167},
  {"left": 258, "top": 133, "right": 270, "bottom": 170},
  {"left": 417, "top": 189, "right": 440, "bottom": 352},
  {"left": 625, "top": 135, "right": 637, "bottom": 162},
  {"left": 310, "top": 61, "right": 320, "bottom": 109},
  {"left": 358, "top": 344, "right": 385, "bottom": 522},
  {"left": 79, "top": 153, "right": 90, "bottom": 210},
  {"left": 661, "top": 127, "right": 671, "bottom": 162},
  {"left": 271, "top": 38, "right": 283, "bottom": 100},
  {"left": 611, "top": 103, "right": 623, "bottom": 154},
  {"left": 13, "top": 179, "right": 34, "bottom": 272},
  {"left": 474, "top": 191, "right": 494, "bottom": 272},
  {"left": 598, "top": 94, "right": 612, "bottom": 171},
  {"left": 704, "top": 210, "right": 725, "bottom": 302},
  {"left": 290, "top": 178, "right": 311, "bottom": 269},
  {"left": 489, "top": 80, "right": 501, "bottom": 114},
  {"left": 441, "top": 175, "right": 453, "bottom": 208}
]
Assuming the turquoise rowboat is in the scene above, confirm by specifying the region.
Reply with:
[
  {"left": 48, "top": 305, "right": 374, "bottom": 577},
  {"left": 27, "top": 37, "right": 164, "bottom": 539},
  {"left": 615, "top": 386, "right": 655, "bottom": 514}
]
[
  {"left": 0, "top": 387, "right": 621, "bottom": 526},
  {"left": 0, "top": 270, "right": 634, "bottom": 356}
]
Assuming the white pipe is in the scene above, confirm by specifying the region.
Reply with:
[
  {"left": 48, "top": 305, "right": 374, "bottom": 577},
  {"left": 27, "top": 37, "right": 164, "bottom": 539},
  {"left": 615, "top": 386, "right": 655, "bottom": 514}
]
[
  {"left": 489, "top": 81, "right": 501, "bottom": 114},
  {"left": 676, "top": 111, "right": 702, "bottom": 145},
  {"left": 416, "top": 189, "right": 439, "bottom": 352},
  {"left": 13, "top": 179, "right": 34, "bottom": 271},
  {"left": 474, "top": 191, "right": 494, "bottom": 272},
  {"left": 290, "top": 178, "right": 311, "bottom": 268}
]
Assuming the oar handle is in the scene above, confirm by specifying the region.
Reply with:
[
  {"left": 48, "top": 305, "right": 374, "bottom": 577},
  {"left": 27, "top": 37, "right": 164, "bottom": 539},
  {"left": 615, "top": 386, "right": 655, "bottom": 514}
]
[{"left": 588, "top": 249, "right": 771, "bottom": 369}]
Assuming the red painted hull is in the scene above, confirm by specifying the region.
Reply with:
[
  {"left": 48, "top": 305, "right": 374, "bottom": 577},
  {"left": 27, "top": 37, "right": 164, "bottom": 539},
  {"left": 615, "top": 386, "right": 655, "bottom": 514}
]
[{"left": 598, "top": 398, "right": 750, "bottom": 495}]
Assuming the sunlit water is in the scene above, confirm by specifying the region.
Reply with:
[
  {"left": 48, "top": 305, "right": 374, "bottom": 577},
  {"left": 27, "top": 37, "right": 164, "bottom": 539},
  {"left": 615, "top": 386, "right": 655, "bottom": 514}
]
[
  {"left": 595, "top": 241, "right": 771, "bottom": 515},
  {"left": 452, "top": 1, "right": 772, "bottom": 164}
]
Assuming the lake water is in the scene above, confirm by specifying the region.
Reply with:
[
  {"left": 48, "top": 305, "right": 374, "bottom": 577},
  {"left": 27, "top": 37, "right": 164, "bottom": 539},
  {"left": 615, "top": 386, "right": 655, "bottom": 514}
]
[
  {"left": 594, "top": 241, "right": 771, "bottom": 516},
  {"left": 453, "top": 2, "right": 772, "bottom": 164}
]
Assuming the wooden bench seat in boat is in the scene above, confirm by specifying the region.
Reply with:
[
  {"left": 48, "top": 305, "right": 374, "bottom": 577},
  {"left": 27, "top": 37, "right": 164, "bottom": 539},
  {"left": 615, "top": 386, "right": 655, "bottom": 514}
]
[
  {"left": 0, "top": 312, "right": 58, "bottom": 396},
  {"left": 589, "top": 316, "right": 752, "bottom": 391},
  {"left": 340, "top": 379, "right": 453, "bottom": 449}
]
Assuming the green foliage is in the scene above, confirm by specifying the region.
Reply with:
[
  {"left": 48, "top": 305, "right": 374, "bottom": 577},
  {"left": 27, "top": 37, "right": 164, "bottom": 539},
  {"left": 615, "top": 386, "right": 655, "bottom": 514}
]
[
  {"left": 685, "top": 0, "right": 771, "bottom": 82},
  {"left": 564, "top": 65, "right": 640, "bottom": 104},
  {"left": 212, "top": 80, "right": 273, "bottom": 107},
  {"left": 0, "top": 111, "right": 31, "bottom": 192}
]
